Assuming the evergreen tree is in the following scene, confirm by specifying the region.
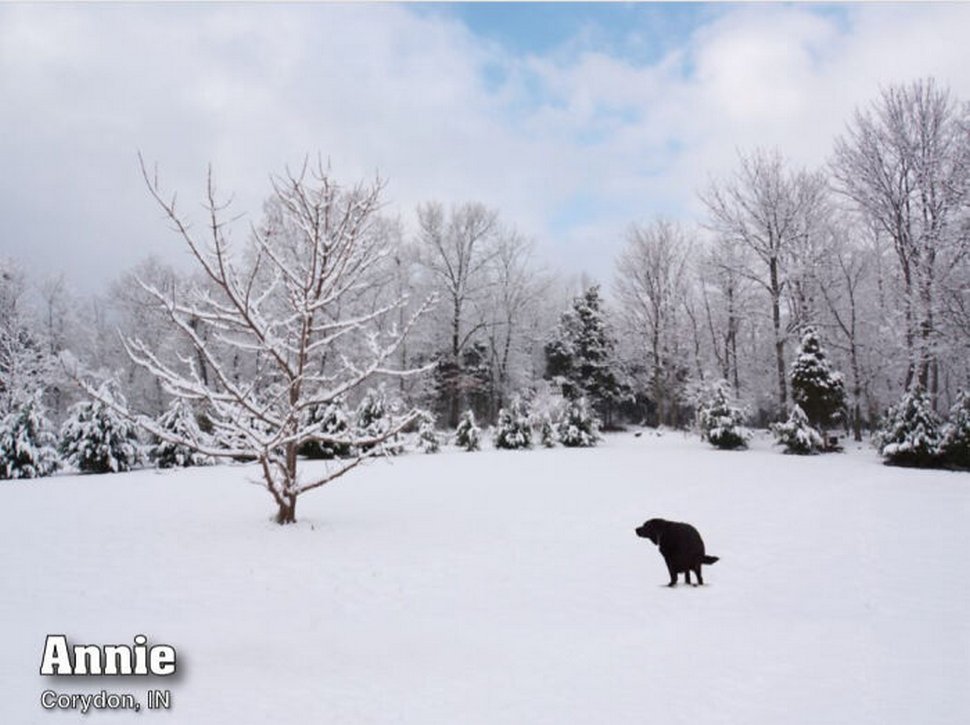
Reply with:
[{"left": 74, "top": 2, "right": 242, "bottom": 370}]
[
  {"left": 877, "top": 387, "right": 942, "bottom": 468},
  {"left": 544, "top": 285, "right": 630, "bottom": 427},
  {"left": 771, "top": 404, "right": 824, "bottom": 455},
  {"left": 416, "top": 412, "right": 441, "bottom": 454},
  {"left": 938, "top": 390, "right": 970, "bottom": 470},
  {"left": 454, "top": 410, "right": 481, "bottom": 452},
  {"left": 698, "top": 380, "right": 749, "bottom": 450},
  {"left": 300, "top": 398, "right": 353, "bottom": 460},
  {"left": 535, "top": 411, "right": 557, "bottom": 448},
  {"left": 150, "top": 397, "right": 213, "bottom": 469},
  {"left": 0, "top": 391, "right": 59, "bottom": 479},
  {"left": 493, "top": 395, "right": 532, "bottom": 450},
  {"left": 59, "top": 383, "right": 141, "bottom": 473},
  {"left": 790, "top": 328, "right": 846, "bottom": 435},
  {"left": 355, "top": 385, "right": 403, "bottom": 456},
  {"left": 556, "top": 397, "right": 600, "bottom": 447}
]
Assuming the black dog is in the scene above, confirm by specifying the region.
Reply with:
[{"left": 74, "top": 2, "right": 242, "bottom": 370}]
[{"left": 635, "top": 518, "right": 719, "bottom": 587}]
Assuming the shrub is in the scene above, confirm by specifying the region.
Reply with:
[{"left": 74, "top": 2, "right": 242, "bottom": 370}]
[
  {"left": 300, "top": 398, "right": 353, "bottom": 460},
  {"left": 454, "top": 410, "right": 481, "bottom": 451},
  {"left": 150, "top": 398, "right": 213, "bottom": 468},
  {"left": 877, "top": 387, "right": 941, "bottom": 468},
  {"left": 493, "top": 396, "right": 532, "bottom": 450},
  {"left": 938, "top": 390, "right": 970, "bottom": 470},
  {"left": 59, "top": 383, "right": 141, "bottom": 473},
  {"left": 556, "top": 397, "right": 600, "bottom": 447},
  {"left": 697, "top": 381, "right": 749, "bottom": 450},
  {"left": 0, "top": 392, "right": 59, "bottom": 479},
  {"left": 771, "top": 404, "right": 824, "bottom": 455}
]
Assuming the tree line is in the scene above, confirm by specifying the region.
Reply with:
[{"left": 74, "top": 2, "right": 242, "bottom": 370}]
[{"left": 2, "top": 78, "right": 970, "bottom": 485}]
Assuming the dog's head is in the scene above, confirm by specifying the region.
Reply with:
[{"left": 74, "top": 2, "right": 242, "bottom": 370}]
[{"left": 635, "top": 518, "right": 666, "bottom": 545}]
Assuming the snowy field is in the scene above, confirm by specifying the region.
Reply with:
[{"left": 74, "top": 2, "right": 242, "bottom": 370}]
[{"left": 2, "top": 432, "right": 968, "bottom": 724}]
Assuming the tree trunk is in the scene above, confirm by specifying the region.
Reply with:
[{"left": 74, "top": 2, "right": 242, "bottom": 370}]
[
  {"left": 770, "top": 258, "right": 787, "bottom": 415},
  {"left": 275, "top": 494, "right": 297, "bottom": 525}
]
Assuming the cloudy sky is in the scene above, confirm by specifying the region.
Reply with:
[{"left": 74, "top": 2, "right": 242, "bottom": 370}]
[{"left": 3, "top": 2, "right": 970, "bottom": 293}]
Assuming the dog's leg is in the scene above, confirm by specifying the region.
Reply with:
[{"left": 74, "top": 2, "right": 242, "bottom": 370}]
[
  {"left": 694, "top": 566, "right": 704, "bottom": 586},
  {"left": 684, "top": 569, "right": 692, "bottom": 585},
  {"left": 666, "top": 562, "right": 678, "bottom": 587}
]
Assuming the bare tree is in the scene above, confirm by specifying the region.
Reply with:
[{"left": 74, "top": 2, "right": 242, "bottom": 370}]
[
  {"left": 70, "top": 157, "right": 433, "bottom": 524},
  {"left": 415, "top": 202, "right": 498, "bottom": 426},
  {"left": 701, "top": 148, "right": 829, "bottom": 414},
  {"left": 833, "top": 78, "right": 970, "bottom": 399},
  {"left": 481, "top": 228, "right": 548, "bottom": 417},
  {"left": 615, "top": 219, "right": 692, "bottom": 426}
]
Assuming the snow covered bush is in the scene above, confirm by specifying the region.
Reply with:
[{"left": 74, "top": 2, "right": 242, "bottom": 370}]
[
  {"left": 556, "top": 397, "right": 600, "bottom": 448},
  {"left": 150, "top": 398, "right": 213, "bottom": 469},
  {"left": 790, "top": 328, "right": 846, "bottom": 434},
  {"left": 938, "top": 390, "right": 970, "bottom": 470},
  {"left": 355, "top": 386, "right": 403, "bottom": 456},
  {"left": 454, "top": 410, "right": 481, "bottom": 452},
  {"left": 59, "top": 383, "right": 141, "bottom": 474},
  {"left": 877, "top": 387, "right": 942, "bottom": 468},
  {"left": 416, "top": 412, "right": 441, "bottom": 454},
  {"left": 300, "top": 398, "right": 353, "bottom": 460},
  {"left": 771, "top": 404, "right": 824, "bottom": 455},
  {"left": 0, "top": 392, "right": 59, "bottom": 479},
  {"left": 697, "top": 381, "right": 749, "bottom": 450},
  {"left": 493, "top": 396, "right": 532, "bottom": 450},
  {"left": 535, "top": 411, "right": 557, "bottom": 448}
]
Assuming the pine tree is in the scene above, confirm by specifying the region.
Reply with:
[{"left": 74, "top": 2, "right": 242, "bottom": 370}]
[
  {"left": 150, "top": 397, "right": 213, "bottom": 469},
  {"left": 416, "top": 411, "right": 441, "bottom": 454},
  {"left": 454, "top": 410, "right": 481, "bottom": 452},
  {"left": 544, "top": 285, "right": 630, "bottom": 427},
  {"left": 557, "top": 397, "right": 600, "bottom": 447},
  {"left": 300, "top": 398, "right": 353, "bottom": 460},
  {"left": 493, "top": 395, "right": 532, "bottom": 450},
  {"left": 938, "top": 390, "right": 970, "bottom": 470},
  {"left": 698, "top": 380, "right": 748, "bottom": 450},
  {"left": 0, "top": 391, "right": 59, "bottom": 479},
  {"left": 355, "top": 385, "right": 403, "bottom": 456},
  {"left": 535, "top": 411, "right": 557, "bottom": 448},
  {"left": 877, "top": 387, "right": 942, "bottom": 468},
  {"left": 771, "top": 404, "right": 824, "bottom": 455},
  {"left": 790, "top": 328, "right": 846, "bottom": 437},
  {"left": 59, "top": 383, "right": 141, "bottom": 474}
]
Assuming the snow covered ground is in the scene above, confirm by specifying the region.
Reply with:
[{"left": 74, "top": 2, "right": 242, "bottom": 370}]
[{"left": 2, "top": 432, "right": 968, "bottom": 724}]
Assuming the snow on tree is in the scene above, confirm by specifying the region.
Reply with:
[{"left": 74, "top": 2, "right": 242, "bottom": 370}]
[
  {"left": 454, "top": 409, "right": 481, "bottom": 451},
  {"left": 544, "top": 285, "right": 630, "bottom": 427},
  {"left": 615, "top": 219, "right": 693, "bottom": 427},
  {"left": 938, "top": 390, "right": 970, "bottom": 470},
  {"left": 697, "top": 380, "right": 749, "bottom": 450},
  {"left": 0, "top": 391, "right": 59, "bottom": 479},
  {"left": 834, "top": 79, "right": 970, "bottom": 393},
  {"left": 416, "top": 202, "right": 498, "bottom": 427},
  {"left": 535, "top": 411, "right": 557, "bottom": 448},
  {"left": 702, "top": 149, "right": 829, "bottom": 414},
  {"left": 68, "top": 157, "right": 433, "bottom": 523},
  {"left": 355, "top": 385, "right": 404, "bottom": 456},
  {"left": 150, "top": 397, "right": 213, "bottom": 469},
  {"left": 59, "top": 382, "right": 141, "bottom": 474},
  {"left": 299, "top": 398, "right": 353, "bottom": 460},
  {"left": 415, "top": 411, "right": 441, "bottom": 454},
  {"left": 789, "top": 328, "right": 846, "bottom": 440},
  {"left": 556, "top": 397, "right": 600, "bottom": 448},
  {"left": 771, "top": 404, "right": 824, "bottom": 455},
  {"left": 493, "top": 395, "right": 532, "bottom": 450},
  {"left": 877, "top": 387, "right": 942, "bottom": 468}
]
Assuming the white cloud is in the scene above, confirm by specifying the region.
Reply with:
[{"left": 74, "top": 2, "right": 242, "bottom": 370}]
[{"left": 2, "top": 3, "right": 970, "bottom": 293}]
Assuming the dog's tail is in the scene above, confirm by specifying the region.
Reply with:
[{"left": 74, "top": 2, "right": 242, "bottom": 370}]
[{"left": 702, "top": 555, "right": 719, "bottom": 565}]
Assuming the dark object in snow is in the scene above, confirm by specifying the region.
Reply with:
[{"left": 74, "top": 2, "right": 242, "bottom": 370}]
[
  {"left": 634, "top": 431, "right": 643, "bottom": 438},
  {"left": 635, "top": 518, "right": 719, "bottom": 587}
]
